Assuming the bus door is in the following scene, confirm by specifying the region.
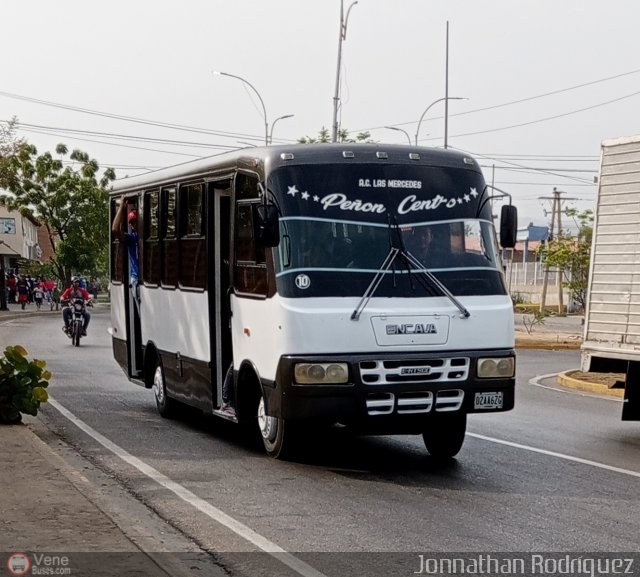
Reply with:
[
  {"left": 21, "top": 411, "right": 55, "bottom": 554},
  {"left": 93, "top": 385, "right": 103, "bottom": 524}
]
[
  {"left": 125, "top": 195, "right": 143, "bottom": 379},
  {"left": 111, "top": 194, "right": 143, "bottom": 380},
  {"left": 211, "top": 184, "right": 233, "bottom": 406}
]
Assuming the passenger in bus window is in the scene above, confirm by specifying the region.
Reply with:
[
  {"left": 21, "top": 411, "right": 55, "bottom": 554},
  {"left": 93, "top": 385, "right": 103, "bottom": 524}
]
[{"left": 112, "top": 198, "right": 140, "bottom": 306}]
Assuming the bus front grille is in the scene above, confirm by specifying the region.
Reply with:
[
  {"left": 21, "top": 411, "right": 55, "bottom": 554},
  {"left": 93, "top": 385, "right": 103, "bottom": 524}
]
[{"left": 359, "top": 357, "right": 470, "bottom": 385}]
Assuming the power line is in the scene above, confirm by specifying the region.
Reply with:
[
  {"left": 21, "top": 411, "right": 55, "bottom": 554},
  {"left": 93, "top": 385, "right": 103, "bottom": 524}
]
[
  {"left": 0, "top": 90, "right": 267, "bottom": 142},
  {"left": 373, "top": 67, "right": 640, "bottom": 131},
  {"left": 453, "top": 146, "right": 595, "bottom": 185},
  {"left": 14, "top": 121, "right": 235, "bottom": 150},
  {"left": 448, "top": 90, "right": 640, "bottom": 140}
]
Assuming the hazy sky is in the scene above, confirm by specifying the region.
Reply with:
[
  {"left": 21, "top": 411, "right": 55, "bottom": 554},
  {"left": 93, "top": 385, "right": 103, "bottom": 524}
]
[{"left": 3, "top": 0, "right": 639, "bottom": 227}]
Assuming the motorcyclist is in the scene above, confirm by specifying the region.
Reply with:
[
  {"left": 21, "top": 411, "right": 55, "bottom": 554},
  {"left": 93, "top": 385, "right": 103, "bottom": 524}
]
[{"left": 61, "top": 276, "right": 92, "bottom": 337}]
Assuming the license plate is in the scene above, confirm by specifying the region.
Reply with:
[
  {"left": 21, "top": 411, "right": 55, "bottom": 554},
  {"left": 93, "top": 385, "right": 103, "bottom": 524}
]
[{"left": 474, "top": 391, "right": 503, "bottom": 409}]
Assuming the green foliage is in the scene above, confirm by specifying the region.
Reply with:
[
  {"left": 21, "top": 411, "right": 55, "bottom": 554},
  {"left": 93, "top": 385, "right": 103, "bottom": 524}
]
[
  {"left": 298, "top": 127, "right": 373, "bottom": 144},
  {"left": 0, "top": 118, "right": 27, "bottom": 190},
  {"left": 0, "top": 133, "right": 116, "bottom": 284},
  {"left": 0, "top": 345, "right": 51, "bottom": 423},
  {"left": 537, "top": 209, "right": 593, "bottom": 312}
]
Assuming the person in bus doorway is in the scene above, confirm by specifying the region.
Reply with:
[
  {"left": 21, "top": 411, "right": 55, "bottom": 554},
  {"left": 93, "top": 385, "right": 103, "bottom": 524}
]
[
  {"left": 221, "top": 365, "right": 236, "bottom": 417},
  {"left": 112, "top": 198, "right": 140, "bottom": 307},
  {"left": 61, "top": 276, "right": 92, "bottom": 336}
]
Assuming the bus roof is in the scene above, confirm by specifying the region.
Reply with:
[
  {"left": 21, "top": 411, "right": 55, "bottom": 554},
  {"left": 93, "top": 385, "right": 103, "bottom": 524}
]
[{"left": 109, "top": 143, "right": 481, "bottom": 194}]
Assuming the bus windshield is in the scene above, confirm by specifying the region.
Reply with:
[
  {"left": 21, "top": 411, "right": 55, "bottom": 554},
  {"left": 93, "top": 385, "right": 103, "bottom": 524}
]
[{"left": 269, "top": 163, "right": 508, "bottom": 299}]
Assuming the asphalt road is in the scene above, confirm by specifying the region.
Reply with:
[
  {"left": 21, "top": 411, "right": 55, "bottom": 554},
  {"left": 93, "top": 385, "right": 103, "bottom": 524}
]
[{"left": 2, "top": 308, "right": 639, "bottom": 575}]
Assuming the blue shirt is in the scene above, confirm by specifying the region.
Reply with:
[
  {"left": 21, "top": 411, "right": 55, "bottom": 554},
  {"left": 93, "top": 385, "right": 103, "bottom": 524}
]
[{"left": 125, "top": 231, "right": 139, "bottom": 280}]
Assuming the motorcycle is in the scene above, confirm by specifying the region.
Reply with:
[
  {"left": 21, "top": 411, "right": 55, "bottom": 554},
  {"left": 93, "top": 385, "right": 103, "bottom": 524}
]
[{"left": 63, "top": 297, "right": 92, "bottom": 347}]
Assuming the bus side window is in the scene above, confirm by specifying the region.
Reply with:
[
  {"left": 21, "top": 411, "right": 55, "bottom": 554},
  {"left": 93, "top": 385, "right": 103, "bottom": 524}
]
[
  {"left": 234, "top": 202, "right": 267, "bottom": 295},
  {"left": 178, "top": 182, "right": 206, "bottom": 289},
  {"left": 143, "top": 190, "right": 161, "bottom": 286},
  {"left": 162, "top": 187, "right": 178, "bottom": 287}
]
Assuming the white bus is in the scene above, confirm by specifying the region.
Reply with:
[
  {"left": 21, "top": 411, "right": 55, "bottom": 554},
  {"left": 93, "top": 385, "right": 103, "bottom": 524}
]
[{"left": 109, "top": 144, "right": 518, "bottom": 459}]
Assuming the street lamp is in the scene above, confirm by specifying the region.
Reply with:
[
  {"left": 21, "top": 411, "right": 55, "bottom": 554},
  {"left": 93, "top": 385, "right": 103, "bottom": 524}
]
[
  {"left": 414, "top": 96, "right": 466, "bottom": 146},
  {"left": 331, "top": 0, "right": 358, "bottom": 143},
  {"left": 269, "top": 114, "right": 294, "bottom": 145},
  {"left": 384, "top": 126, "right": 412, "bottom": 145},
  {"left": 212, "top": 70, "right": 268, "bottom": 146}
]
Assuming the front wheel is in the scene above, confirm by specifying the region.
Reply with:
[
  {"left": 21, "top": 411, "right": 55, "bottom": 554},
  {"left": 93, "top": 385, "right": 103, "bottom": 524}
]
[
  {"left": 153, "top": 358, "right": 178, "bottom": 418},
  {"left": 257, "top": 394, "right": 297, "bottom": 459},
  {"left": 422, "top": 413, "right": 467, "bottom": 459},
  {"left": 72, "top": 320, "right": 82, "bottom": 347}
]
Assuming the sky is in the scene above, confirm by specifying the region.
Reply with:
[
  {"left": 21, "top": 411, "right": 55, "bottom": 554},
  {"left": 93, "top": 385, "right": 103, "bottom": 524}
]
[{"left": 3, "top": 0, "right": 640, "bottom": 229}]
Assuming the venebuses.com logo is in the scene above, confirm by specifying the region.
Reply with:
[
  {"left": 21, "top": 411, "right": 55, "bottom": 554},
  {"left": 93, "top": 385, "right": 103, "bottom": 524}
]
[
  {"left": 6, "top": 553, "right": 30, "bottom": 576},
  {"left": 5, "top": 552, "right": 71, "bottom": 576}
]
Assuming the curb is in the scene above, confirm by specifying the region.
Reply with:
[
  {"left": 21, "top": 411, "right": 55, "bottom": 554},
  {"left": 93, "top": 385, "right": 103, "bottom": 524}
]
[
  {"left": 516, "top": 340, "right": 581, "bottom": 350},
  {"left": 556, "top": 371, "right": 625, "bottom": 398}
]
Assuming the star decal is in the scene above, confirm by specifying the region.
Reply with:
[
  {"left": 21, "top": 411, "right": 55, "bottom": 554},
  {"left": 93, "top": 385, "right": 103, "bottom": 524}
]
[
  {"left": 470, "top": 187, "right": 478, "bottom": 197},
  {"left": 301, "top": 191, "right": 310, "bottom": 200},
  {"left": 313, "top": 195, "right": 320, "bottom": 202},
  {"left": 463, "top": 194, "right": 470, "bottom": 203},
  {"left": 287, "top": 185, "right": 299, "bottom": 197},
  {"left": 457, "top": 197, "right": 463, "bottom": 205}
]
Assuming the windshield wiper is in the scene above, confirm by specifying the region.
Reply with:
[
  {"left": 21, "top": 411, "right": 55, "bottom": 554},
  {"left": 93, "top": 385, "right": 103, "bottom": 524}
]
[{"left": 351, "top": 218, "right": 470, "bottom": 321}]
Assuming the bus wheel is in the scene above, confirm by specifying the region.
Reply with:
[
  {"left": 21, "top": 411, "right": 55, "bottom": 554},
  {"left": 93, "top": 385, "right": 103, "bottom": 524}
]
[
  {"left": 257, "top": 394, "right": 295, "bottom": 459},
  {"left": 153, "top": 358, "right": 177, "bottom": 419},
  {"left": 422, "top": 413, "right": 467, "bottom": 459}
]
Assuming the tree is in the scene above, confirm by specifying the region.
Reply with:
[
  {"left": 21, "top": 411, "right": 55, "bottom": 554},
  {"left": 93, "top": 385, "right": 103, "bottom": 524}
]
[
  {"left": 537, "top": 208, "right": 593, "bottom": 312},
  {"left": 0, "top": 118, "right": 26, "bottom": 190},
  {"left": 0, "top": 141, "right": 116, "bottom": 284},
  {"left": 298, "top": 127, "right": 373, "bottom": 144}
]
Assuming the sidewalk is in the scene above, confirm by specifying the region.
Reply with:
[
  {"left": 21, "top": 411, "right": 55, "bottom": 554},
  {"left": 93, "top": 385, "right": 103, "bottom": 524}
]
[{"left": 0, "top": 419, "right": 222, "bottom": 575}]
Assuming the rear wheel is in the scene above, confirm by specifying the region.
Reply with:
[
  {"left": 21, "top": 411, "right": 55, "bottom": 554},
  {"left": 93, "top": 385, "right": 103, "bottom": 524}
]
[
  {"left": 422, "top": 413, "right": 467, "bottom": 459},
  {"left": 153, "top": 358, "right": 178, "bottom": 418}
]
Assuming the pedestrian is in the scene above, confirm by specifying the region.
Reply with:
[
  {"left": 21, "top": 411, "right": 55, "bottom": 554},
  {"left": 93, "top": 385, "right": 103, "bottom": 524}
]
[
  {"left": 7, "top": 273, "right": 16, "bottom": 304},
  {"left": 33, "top": 284, "right": 45, "bottom": 311},
  {"left": 51, "top": 284, "right": 61, "bottom": 311},
  {"left": 16, "top": 275, "right": 29, "bottom": 310}
]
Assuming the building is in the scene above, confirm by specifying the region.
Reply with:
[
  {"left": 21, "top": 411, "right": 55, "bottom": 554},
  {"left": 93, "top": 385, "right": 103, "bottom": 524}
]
[{"left": 0, "top": 201, "right": 42, "bottom": 273}]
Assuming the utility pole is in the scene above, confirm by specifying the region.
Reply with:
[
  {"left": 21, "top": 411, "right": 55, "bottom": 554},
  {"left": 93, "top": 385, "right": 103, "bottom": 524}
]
[
  {"left": 331, "top": 0, "right": 358, "bottom": 143},
  {"left": 538, "top": 188, "right": 577, "bottom": 315},
  {"left": 539, "top": 196, "right": 556, "bottom": 315}
]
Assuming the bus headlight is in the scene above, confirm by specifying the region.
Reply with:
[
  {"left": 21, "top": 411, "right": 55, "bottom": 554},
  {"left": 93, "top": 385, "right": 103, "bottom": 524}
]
[
  {"left": 477, "top": 357, "right": 515, "bottom": 378},
  {"left": 294, "top": 363, "right": 349, "bottom": 384}
]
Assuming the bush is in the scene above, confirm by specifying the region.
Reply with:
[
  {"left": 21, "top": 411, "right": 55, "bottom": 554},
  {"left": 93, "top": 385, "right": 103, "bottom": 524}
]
[{"left": 0, "top": 345, "right": 51, "bottom": 424}]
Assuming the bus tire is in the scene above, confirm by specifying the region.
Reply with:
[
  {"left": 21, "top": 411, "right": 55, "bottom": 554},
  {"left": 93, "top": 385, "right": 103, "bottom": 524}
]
[
  {"left": 257, "top": 394, "right": 295, "bottom": 459},
  {"left": 153, "top": 358, "right": 177, "bottom": 419},
  {"left": 422, "top": 412, "right": 467, "bottom": 459}
]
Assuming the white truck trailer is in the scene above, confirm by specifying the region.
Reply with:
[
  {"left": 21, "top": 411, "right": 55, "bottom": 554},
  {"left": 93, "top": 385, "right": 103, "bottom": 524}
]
[{"left": 582, "top": 135, "right": 640, "bottom": 420}]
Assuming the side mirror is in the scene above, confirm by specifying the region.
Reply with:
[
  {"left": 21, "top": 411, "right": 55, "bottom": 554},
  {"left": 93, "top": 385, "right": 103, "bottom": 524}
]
[
  {"left": 499, "top": 204, "right": 518, "bottom": 248},
  {"left": 254, "top": 204, "right": 280, "bottom": 247}
]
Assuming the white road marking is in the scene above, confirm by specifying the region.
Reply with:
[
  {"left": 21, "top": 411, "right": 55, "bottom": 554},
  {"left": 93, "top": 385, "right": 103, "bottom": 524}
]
[
  {"left": 47, "top": 397, "right": 328, "bottom": 577},
  {"left": 467, "top": 432, "right": 640, "bottom": 479}
]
